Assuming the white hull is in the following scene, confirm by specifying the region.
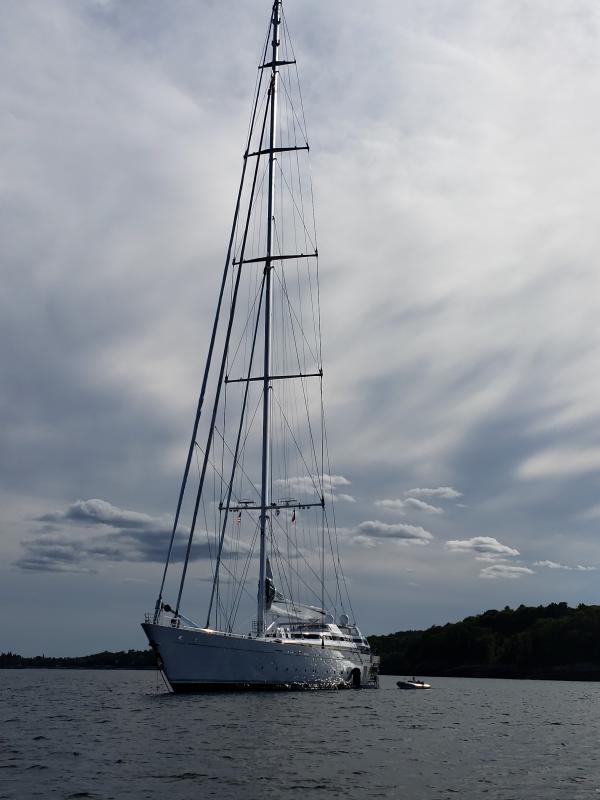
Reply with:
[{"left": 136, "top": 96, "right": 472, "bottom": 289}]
[{"left": 143, "top": 622, "right": 377, "bottom": 691}]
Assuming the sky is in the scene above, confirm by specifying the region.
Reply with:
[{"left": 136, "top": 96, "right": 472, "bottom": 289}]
[{"left": 3, "top": 0, "right": 600, "bottom": 656}]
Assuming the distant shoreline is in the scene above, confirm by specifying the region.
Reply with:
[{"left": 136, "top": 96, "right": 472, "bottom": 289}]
[{"left": 0, "top": 649, "right": 155, "bottom": 670}]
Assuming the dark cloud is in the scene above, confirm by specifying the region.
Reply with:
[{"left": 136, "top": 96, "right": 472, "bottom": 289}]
[
  {"left": 38, "top": 499, "right": 157, "bottom": 529},
  {"left": 17, "top": 499, "right": 243, "bottom": 573}
]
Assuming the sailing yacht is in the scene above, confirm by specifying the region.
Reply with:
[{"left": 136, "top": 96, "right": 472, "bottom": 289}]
[{"left": 142, "top": 0, "right": 379, "bottom": 691}]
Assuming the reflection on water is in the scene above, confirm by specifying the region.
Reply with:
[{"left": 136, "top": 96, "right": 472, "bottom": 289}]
[{"left": 1, "top": 670, "right": 598, "bottom": 799}]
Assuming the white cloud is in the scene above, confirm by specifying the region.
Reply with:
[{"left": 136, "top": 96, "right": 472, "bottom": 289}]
[
  {"left": 446, "top": 536, "right": 519, "bottom": 558},
  {"left": 335, "top": 493, "right": 356, "bottom": 503},
  {"left": 405, "top": 487, "right": 462, "bottom": 500},
  {"left": 274, "top": 475, "right": 355, "bottom": 505},
  {"left": 534, "top": 559, "right": 563, "bottom": 569},
  {"left": 354, "top": 520, "right": 433, "bottom": 546},
  {"left": 517, "top": 447, "right": 600, "bottom": 480},
  {"left": 375, "top": 497, "right": 443, "bottom": 514},
  {"left": 274, "top": 474, "right": 351, "bottom": 496},
  {"left": 479, "top": 564, "right": 535, "bottom": 580},
  {"left": 323, "top": 474, "right": 351, "bottom": 487},
  {"left": 375, "top": 499, "right": 407, "bottom": 513},
  {"left": 403, "top": 497, "right": 443, "bottom": 514},
  {"left": 534, "top": 560, "right": 596, "bottom": 572}
]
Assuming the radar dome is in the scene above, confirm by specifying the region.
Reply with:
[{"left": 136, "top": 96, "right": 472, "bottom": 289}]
[{"left": 339, "top": 613, "right": 349, "bottom": 626}]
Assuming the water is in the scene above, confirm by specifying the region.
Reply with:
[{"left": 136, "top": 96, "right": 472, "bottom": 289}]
[{"left": 1, "top": 670, "right": 599, "bottom": 799}]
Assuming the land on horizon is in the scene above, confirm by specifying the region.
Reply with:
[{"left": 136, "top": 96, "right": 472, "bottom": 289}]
[{"left": 3, "top": 602, "right": 600, "bottom": 681}]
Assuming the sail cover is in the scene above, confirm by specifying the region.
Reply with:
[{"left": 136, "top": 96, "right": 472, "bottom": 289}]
[
  {"left": 269, "top": 600, "right": 325, "bottom": 623},
  {"left": 265, "top": 558, "right": 325, "bottom": 622}
]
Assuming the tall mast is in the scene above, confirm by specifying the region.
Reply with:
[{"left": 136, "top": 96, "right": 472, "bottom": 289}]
[{"left": 257, "top": 0, "right": 281, "bottom": 637}]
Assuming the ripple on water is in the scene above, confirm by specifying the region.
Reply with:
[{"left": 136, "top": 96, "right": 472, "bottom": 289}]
[{"left": 2, "top": 672, "right": 600, "bottom": 800}]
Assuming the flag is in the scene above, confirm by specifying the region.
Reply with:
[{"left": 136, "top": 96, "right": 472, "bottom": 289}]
[
  {"left": 235, "top": 511, "right": 242, "bottom": 524},
  {"left": 291, "top": 510, "right": 296, "bottom": 524}
]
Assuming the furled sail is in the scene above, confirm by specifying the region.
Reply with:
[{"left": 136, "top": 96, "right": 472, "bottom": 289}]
[
  {"left": 265, "top": 557, "right": 281, "bottom": 609},
  {"left": 269, "top": 601, "right": 325, "bottom": 623},
  {"left": 265, "top": 558, "right": 324, "bottom": 622}
]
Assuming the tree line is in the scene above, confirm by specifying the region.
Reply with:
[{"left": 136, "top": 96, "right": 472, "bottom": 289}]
[
  {"left": 368, "top": 602, "right": 600, "bottom": 679},
  {"left": 0, "top": 649, "right": 155, "bottom": 669}
]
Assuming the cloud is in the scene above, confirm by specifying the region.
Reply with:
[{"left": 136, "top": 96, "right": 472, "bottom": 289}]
[
  {"left": 16, "top": 498, "right": 244, "bottom": 573},
  {"left": 321, "top": 490, "right": 356, "bottom": 503},
  {"left": 37, "top": 498, "right": 157, "bottom": 529},
  {"left": 405, "top": 487, "right": 463, "bottom": 500},
  {"left": 534, "top": 560, "right": 596, "bottom": 572},
  {"left": 274, "top": 475, "right": 354, "bottom": 504},
  {"left": 374, "top": 499, "right": 407, "bottom": 513},
  {"left": 353, "top": 520, "right": 433, "bottom": 546},
  {"left": 446, "top": 536, "right": 519, "bottom": 558},
  {"left": 479, "top": 564, "right": 535, "bottom": 580},
  {"left": 577, "top": 503, "right": 600, "bottom": 521},
  {"left": 517, "top": 447, "right": 600, "bottom": 480},
  {"left": 375, "top": 497, "right": 443, "bottom": 514},
  {"left": 274, "top": 474, "right": 350, "bottom": 494},
  {"left": 335, "top": 493, "right": 356, "bottom": 503},
  {"left": 404, "top": 497, "right": 444, "bottom": 514}
]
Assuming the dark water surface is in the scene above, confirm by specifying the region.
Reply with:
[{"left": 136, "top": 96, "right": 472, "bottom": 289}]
[{"left": 1, "top": 670, "right": 599, "bottom": 799}]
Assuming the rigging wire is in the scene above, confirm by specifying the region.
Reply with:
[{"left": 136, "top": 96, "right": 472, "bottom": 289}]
[
  {"left": 272, "top": 254, "right": 322, "bottom": 494},
  {"left": 206, "top": 268, "right": 266, "bottom": 626},
  {"left": 174, "top": 80, "right": 273, "bottom": 617},
  {"left": 167, "top": 2, "right": 359, "bottom": 634}
]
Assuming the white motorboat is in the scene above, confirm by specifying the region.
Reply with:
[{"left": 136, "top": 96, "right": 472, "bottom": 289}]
[
  {"left": 141, "top": 0, "right": 379, "bottom": 692},
  {"left": 397, "top": 679, "right": 432, "bottom": 690}
]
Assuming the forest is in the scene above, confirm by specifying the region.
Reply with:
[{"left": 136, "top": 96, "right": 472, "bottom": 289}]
[{"left": 369, "top": 602, "right": 600, "bottom": 679}]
